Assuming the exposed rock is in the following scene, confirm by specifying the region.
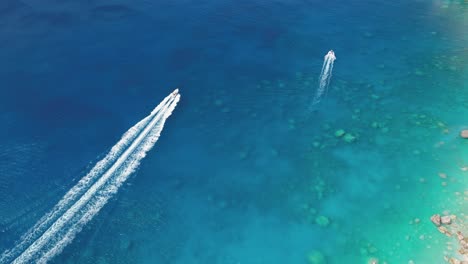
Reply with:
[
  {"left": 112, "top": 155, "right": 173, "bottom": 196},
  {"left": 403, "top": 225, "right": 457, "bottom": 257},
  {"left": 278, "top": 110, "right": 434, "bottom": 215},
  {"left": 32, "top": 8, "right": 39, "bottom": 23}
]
[
  {"left": 431, "top": 214, "right": 441, "bottom": 226},
  {"left": 461, "top": 130, "right": 468, "bottom": 139},
  {"left": 460, "top": 240, "right": 468, "bottom": 250},
  {"left": 441, "top": 215, "right": 452, "bottom": 225},
  {"left": 447, "top": 258, "right": 468, "bottom": 264}
]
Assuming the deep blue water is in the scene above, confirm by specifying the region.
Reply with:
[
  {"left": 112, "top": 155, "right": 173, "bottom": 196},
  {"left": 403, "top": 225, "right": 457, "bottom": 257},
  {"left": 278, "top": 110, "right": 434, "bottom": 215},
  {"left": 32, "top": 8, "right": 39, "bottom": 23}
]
[{"left": 0, "top": 0, "right": 467, "bottom": 263}]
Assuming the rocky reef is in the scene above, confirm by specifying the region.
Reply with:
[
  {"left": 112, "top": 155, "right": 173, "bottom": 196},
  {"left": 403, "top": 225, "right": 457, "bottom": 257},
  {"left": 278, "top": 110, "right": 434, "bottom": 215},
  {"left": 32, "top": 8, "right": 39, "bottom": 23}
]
[{"left": 430, "top": 214, "right": 468, "bottom": 263}]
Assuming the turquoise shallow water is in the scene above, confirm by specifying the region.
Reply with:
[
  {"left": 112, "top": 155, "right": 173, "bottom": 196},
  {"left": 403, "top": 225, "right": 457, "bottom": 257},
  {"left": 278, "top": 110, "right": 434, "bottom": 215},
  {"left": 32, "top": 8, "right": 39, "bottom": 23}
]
[{"left": 0, "top": 0, "right": 467, "bottom": 263}]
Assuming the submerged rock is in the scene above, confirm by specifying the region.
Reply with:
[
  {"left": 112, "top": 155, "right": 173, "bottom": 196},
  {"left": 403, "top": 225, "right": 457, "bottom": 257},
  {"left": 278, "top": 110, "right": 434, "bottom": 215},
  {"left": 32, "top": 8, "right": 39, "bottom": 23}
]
[
  {"left": 214, "top": 99, "right": 223, "bottom": 106},
  {"left": 363, "top": 31, "right": 374, "bottom": 38},
  {"left": 437, "top": 226, "right": 451, "bottom": 236},
  {"left": 414, "top": 69, "right": 425, "bottom": 76},
  {"left": 315, "top": 215, "right": 330, "bottom": 227},
  {"left": 343, "top": 133, "right": 356, "bottom": 143},
  {"left": 306, "top": 250, "right": 326, "bottom": 264},
  {"left": 334, "top": 129, "right": 345, "bottom": 137}
]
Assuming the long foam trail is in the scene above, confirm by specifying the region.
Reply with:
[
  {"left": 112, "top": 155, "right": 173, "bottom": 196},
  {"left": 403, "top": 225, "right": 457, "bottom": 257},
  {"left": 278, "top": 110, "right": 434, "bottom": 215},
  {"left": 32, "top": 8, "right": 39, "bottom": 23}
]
[
  {"left": 0, "top": 94, "right": 172, "bottom": 263},
  {"left": 0, "top": 89, "right": 180, "bottom": 264},
  {"left": 312, "top": 50, "right": 336, "bottom": 105},
  {"left": 37, "top": 97, "right": 179, "bottom": 264}
]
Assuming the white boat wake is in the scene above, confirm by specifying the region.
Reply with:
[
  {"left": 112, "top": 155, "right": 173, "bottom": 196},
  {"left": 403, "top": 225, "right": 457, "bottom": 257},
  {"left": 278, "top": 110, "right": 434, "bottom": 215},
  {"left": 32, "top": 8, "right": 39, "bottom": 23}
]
[
  {"left": 0, "top": 89, "right": 181, "bottom": 264},
  {"left": 312, "top": 50, "right": 336, "bottom": 105}
]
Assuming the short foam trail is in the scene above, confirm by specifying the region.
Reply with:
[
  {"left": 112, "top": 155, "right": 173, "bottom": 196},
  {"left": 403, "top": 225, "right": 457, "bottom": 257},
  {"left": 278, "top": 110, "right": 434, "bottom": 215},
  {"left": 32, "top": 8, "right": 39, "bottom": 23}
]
[
  {"left": 311, "top": 51, "right": 336, "bottom": 105},
  {"left": 0, "top": 90, "right": 180, "bottom": 264}
]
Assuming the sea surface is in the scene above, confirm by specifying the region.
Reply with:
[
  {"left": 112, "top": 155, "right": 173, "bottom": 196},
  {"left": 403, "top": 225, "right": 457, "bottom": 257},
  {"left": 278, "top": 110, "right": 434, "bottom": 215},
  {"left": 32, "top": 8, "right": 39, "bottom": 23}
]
[{"left": 0, "top": 0, "right": 467, "bottom": 263}]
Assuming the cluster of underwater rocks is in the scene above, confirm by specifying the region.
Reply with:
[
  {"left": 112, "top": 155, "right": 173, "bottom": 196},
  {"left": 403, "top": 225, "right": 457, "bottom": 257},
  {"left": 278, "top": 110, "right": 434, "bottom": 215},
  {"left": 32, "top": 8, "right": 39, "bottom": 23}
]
[
  {"left": 204, "top": 71, "right": 468, "bottom": 263},
  {"left": 309, "top": 108, "right": 455, "bottom": 151},
  {"left": 303, "top": 101, "right": 467, "bottom": 263},
  {"left": 442, "top": 135, "right": 468, "bottom": 263},
  {"left": 302, "top": 133, "right": 468, "bottom": 263},
  {"left": 430, "top": 214, "right": 468, "bottom": 264},
  {"left": 305, "top": 212, "right": 468, "bottom": 264},
  {"left": 304, "top": 212, "right": 468, "bottom": 264}
]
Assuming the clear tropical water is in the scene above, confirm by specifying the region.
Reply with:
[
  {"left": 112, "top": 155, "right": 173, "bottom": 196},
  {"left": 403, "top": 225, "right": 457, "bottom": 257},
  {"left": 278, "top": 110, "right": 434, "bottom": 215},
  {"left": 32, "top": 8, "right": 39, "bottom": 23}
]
[{"left": 0, "top": 0, "right": 467, "bottom": 263}]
